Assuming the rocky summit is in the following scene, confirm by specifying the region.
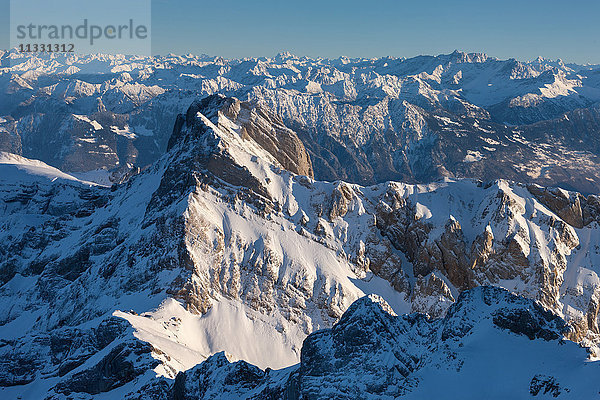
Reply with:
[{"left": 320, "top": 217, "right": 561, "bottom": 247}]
[{"left": 1, "top": 52, "right": 600, "bottom": 399}]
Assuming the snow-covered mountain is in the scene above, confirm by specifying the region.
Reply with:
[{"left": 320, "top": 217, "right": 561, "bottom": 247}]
[
  {"left": 168, "top": 287, "right": 600, "bottom": 399},
  {"left": 3, "top": 51, "right": 600, "bottom": 192},
  {"left": 1, "top": 94, "right": 599, "bottom": 398}
]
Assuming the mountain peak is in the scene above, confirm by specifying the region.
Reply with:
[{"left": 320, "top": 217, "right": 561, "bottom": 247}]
[
  {"left": 275, "top": 51, "right": 297, "bottom": 62},
  {"left": 447, "top": 49, "right": 490, "bottom": 63},
  {"left": 168, "top": 94, "right": 313, "bottom": 178}
]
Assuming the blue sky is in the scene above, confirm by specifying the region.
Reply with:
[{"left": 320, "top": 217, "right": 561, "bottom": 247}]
[{"left": 2, "top": 0, "right": 600, "bottom": 63}]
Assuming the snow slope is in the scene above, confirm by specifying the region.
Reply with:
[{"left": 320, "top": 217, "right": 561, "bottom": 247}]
[
  {"left": 167, "top": 287, "right": 600, "bottom": 399},
  {"left": 0, "top": 152, "right": 97, "bottom": 185}
]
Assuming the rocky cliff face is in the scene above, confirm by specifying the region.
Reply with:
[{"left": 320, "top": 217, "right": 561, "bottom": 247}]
[
  {"left": 216, "top": 96, "right": 313, "bottom": 178},
  {"left": 1, "top": 95, "right": 600, "bottom": 399},
  {"left": 161, "top": 287, "right": 600, "bottom": 399}
]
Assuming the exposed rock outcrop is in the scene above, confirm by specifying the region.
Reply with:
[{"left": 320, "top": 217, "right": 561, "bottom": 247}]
[{"left": 163, "top": 287, "right": 597, "bottom": 399}]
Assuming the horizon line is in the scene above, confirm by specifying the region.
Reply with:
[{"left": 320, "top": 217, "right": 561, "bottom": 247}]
[{"left": 2, "top": 48, "right": 600, "bottom": 67}]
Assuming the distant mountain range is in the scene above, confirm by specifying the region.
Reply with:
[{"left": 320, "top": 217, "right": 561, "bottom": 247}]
[{"left": 2, "top": 50, "right": 600, "bottom": 192}]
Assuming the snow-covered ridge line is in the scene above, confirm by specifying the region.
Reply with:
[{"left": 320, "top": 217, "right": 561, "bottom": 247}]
[
  {"left": 1, "top": 48, "right": 597, "bottom": 70},
  {"left": 0, "top": 151, "right": 99, "bottom": 186}
]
